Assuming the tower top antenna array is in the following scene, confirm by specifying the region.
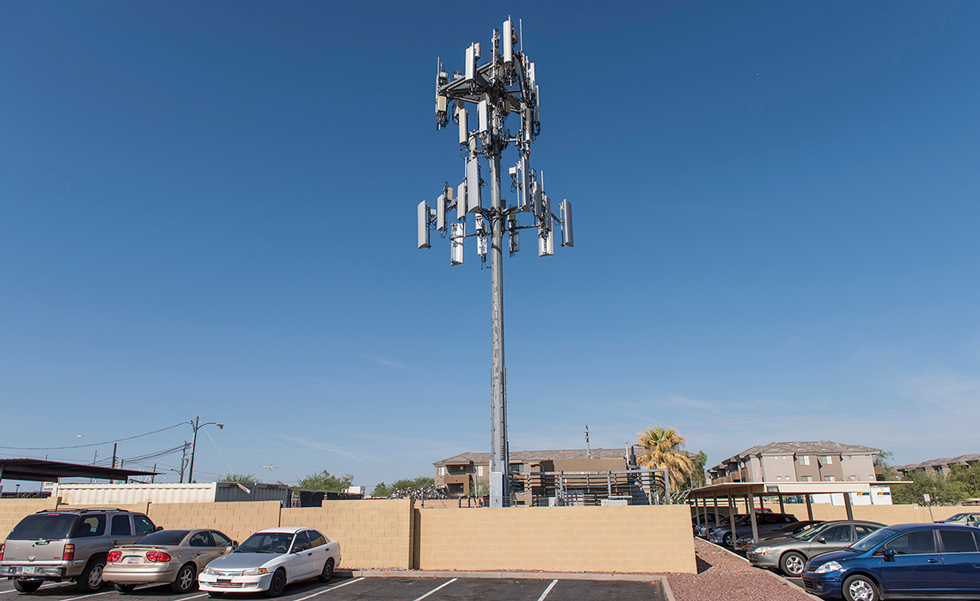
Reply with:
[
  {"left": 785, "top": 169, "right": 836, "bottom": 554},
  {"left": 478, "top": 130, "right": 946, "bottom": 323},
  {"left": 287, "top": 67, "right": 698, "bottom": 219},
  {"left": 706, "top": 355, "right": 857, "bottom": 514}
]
[{"left": 417, "top": 19, "right": 574, "bottom": 508}]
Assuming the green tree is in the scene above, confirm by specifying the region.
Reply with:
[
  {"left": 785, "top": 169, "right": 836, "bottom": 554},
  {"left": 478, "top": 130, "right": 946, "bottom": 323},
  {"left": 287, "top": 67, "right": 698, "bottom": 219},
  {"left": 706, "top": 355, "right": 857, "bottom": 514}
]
[
  {"left": 875, "top": 450, "right": 901, "bottom": 481},
  {"left": 220, "top": 473, "right": 257, "bottom": 484},
  {"left": 685, "top": 450, "right": 708, "bottom": 489},
  {"left": 296, "top": 470, "right": 354, "bottom": 492},
  {"left": 373, "top": 476, "right": 435, "bottom": 498},
  {"left": 948, "top": 463, "right": 980, "bottom": 499},
  {"left": 891, "top": 469, "right": 968, "bottom": 505},
  {"left": 637, "top": 426, "right": 694, "bottom": 492}
]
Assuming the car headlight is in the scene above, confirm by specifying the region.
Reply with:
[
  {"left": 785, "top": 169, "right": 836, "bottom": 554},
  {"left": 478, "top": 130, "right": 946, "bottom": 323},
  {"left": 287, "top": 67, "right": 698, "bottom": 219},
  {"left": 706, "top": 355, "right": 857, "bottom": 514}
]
[
  {"left": 241, "top": 568, "right": 268, "bottom": 576},
  {"left": 753, "top": 546, "right": 772, "bottom": 554},
  {"left": 203, "top": 567, "right": 216, "bottom": 575},
  {"left": 814, "top": 561, "right": 842, "bottom": 574}
]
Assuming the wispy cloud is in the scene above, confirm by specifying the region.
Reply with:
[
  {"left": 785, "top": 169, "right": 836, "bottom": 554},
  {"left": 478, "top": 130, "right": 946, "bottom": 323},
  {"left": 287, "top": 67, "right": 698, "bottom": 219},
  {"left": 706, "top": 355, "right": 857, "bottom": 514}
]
[
  {"left": 278, "top": 435, "right": 377, "bottom": 462},
  {"left": 364, "top": 355, "right": 413, "bottom": 370}
]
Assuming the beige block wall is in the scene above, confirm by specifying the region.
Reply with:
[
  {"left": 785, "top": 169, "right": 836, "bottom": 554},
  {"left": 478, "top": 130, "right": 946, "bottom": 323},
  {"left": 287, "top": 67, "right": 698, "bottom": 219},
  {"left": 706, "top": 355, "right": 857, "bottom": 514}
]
[
  {"left": 762, "top": 502, "right": 975, "bottom": 525},
  {"left": 149, "top": 502, "right": 282, "bottom": 544},
  {"left": 416, "top": 504, "right": 696, "bottom": 574},
  {"left": 280, "top": 499, "right": 413, "bottom": 570},
  {"left": 0, "top": 499, "right": 54, "bottom": 540}
]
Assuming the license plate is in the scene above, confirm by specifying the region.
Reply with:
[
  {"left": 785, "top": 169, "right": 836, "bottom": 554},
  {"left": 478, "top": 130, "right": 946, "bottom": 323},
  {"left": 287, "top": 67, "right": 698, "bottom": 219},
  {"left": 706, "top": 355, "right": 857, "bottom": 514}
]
[
  {"left": 126, "top": 557, "right": 141, "bottom": 564},
  {"left": 22, "top": 567, "right": 35, "bottom": 575},
  {"left": 218, "top": 579, "right": 231, "bottom": 584}
]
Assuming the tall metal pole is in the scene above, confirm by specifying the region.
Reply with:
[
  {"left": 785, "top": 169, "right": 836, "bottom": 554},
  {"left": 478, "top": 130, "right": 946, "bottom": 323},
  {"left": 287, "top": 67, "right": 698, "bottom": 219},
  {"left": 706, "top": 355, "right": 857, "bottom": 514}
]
[
  {"left": 188, "top": 416, "right": 200, "bottom": 484},
  {"left": 489, "top": 124, "right": 509, "bottom": 507}
]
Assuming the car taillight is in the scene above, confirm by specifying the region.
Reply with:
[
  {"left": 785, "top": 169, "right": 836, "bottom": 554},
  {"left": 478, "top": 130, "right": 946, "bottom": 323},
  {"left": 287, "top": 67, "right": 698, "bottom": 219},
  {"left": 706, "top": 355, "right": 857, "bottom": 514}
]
[
  {"left": 1, "top": 543, "right": 5, "bottom": 561},
  {"left": 63, "top": 544, "right": 75, "bottom": 561},
  {"left": 145, "top": 551, "right": 171, "bottom": 562},
  {"left": 108, "top": 551, "right": 122, "bottom": 563}
]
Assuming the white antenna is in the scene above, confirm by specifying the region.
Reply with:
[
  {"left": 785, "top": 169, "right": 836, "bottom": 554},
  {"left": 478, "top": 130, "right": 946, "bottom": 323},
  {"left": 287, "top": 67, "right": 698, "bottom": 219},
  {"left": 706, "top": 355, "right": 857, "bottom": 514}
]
[
  {"left": 259, "top": 464, "right": 277, "bottom": 483},
  {"left": 418, "top": 18, "right": 574, "bottom": 508}
]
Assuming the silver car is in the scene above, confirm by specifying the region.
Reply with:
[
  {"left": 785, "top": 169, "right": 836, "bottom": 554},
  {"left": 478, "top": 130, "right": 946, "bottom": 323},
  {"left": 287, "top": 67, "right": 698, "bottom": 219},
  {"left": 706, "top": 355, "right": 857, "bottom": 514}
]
[
  {"left": 746, "top": 520, "right": 885, "bottom": 577},
  {"left": 198, "top": 527, "right": 340, "bottom": 598},
  {"left": 935, "top": 512, "right": 980, "bottom": 527}
]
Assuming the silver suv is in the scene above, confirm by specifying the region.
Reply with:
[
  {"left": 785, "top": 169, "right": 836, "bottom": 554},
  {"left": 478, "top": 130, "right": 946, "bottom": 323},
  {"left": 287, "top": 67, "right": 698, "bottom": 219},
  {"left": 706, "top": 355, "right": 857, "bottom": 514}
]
[{"left": 0, "top": 508, "right": 158, "bottom": 593}]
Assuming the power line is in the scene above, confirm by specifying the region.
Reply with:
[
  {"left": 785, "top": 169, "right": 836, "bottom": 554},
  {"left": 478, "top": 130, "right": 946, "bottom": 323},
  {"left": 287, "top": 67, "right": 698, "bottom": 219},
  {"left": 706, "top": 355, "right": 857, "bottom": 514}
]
[{"left": 0, "top": 423, "right": 187, "bottom": 450}]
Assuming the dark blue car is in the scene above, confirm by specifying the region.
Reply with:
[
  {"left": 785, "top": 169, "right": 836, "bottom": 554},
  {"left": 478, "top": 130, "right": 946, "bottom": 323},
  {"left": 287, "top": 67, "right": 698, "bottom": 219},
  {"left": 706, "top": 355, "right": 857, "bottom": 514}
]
[{"left": 801, "top": 523, "right": 980, "bottom": 600}]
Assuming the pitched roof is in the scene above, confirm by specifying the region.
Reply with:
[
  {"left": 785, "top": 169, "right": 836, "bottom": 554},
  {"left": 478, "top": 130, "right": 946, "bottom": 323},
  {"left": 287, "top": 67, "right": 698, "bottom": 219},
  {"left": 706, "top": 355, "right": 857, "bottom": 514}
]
[
  {"left": 434, "top": 448, "right": 629, "bottom": 466},
  {"left": 707, "top": 441, "right": 879, "bottom": 472},
  {"left": 894, "top": 453, "right": 980, "bottom": 472}
]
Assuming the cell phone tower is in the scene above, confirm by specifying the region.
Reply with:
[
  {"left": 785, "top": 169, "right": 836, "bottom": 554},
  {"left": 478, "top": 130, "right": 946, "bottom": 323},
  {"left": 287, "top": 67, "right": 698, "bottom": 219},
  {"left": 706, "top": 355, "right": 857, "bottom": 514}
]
[{"left": 417, "top": 18, "right": 573, "bottom": 508}]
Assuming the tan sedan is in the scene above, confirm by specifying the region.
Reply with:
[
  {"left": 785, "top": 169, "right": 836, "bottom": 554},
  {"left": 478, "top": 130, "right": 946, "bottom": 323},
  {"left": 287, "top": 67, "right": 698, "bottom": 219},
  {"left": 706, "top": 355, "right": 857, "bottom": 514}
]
[{"left": 103, "top": 529, "right": 236, "bottom": 594}]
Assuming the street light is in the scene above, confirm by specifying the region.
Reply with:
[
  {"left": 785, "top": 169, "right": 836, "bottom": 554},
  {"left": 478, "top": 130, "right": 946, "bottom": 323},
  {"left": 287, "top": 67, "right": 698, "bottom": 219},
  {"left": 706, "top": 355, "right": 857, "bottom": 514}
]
[
  {"left": 187, "top": 417, "right": 223, "bottom": 484},
  {"left": 76, "top": 435, "right": 98, "bottom": 465}
]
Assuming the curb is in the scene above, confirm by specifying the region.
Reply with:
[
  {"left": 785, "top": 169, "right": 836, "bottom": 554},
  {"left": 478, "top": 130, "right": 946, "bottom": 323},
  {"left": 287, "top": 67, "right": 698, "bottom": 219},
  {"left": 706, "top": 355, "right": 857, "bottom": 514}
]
[
  {"left": 350, "top": 569, "right": 675, "bottom": 600},
  {"left": 704, "top": 540, "right": 821, "bottom": 600}
]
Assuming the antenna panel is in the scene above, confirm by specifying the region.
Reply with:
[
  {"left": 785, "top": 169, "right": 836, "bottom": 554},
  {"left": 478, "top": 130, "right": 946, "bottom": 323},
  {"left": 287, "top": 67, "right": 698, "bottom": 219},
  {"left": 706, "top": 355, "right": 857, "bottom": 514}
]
[
  {"left": 478, "top": 100, "right": 488, "bottom": 133},
  {"left": 417, "top": 201, "right": 430, "bottom": 249},
  {"left": 502, "top": 20, "right": 513, "bottom": 65},
  {"left": 519, "top": 155, "right": 530, "bottom": 208},
  {"left": 436, "top": 194, "right": 446, "bottom": 232},
  {"left": 538, "top": 216, "right": 554, "bottom": 257},
  {"left": 451, "top": 222, "right": 464, "bottom": 265},
  {"left": 465, "top": 44, "right": 476, "bottom": 80},
  {"left": 457, "top": 106, "right": 468, "bottom": 145},
  {"left": 466, "top": 158, "right": 481, "bottom": 212},
  {"left": 477, "top": 233, "right": 487, "bottom": 256},
  {"left": 560, "top": 199, "right": 573, "bottom": 247},
  {"left": 457, "top": 182, "right": 466, "bottom": 221},
  {"left": 532, "top": 181, "right": 542, "bottom": 219},
  {"left": 509, "top": 229, "right": 520, "bottom": 254}
]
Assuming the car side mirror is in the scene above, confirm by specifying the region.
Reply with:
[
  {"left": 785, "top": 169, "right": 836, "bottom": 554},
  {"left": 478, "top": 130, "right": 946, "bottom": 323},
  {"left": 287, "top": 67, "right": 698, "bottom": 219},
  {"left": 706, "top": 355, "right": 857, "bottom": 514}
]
[
  {"left": 155, "top": 526, "right": 164, "bottom": 531},
  {"left": 817, "top": 537, "right": 826, "bottom": 544},
  {"left": 882, "top": 548, "right": 895, "bottom": 562},
  {"left": 232, "top": 541, "right": 238, "bottom": 549}
]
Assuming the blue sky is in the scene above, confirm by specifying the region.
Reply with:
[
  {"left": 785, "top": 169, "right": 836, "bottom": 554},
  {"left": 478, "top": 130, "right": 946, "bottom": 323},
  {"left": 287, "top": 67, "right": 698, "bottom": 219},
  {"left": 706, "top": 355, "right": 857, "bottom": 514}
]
[{"left": 2, "top": 1, "right": 978, "bottom": 491}]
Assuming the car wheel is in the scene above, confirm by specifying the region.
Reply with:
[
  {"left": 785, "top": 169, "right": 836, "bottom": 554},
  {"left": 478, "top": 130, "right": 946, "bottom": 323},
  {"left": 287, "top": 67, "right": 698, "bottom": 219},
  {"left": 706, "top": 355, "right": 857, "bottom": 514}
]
[
  {"left": 843, "top": 574, "right": 880, "bottom": 601},
  {"left": 317, "top": 558, "right": 334, "bottom": 583},
  {"left": 780, "top": 551, "right": 806, "bottom": 577},
  {"left": 171, "top": 563, "right": 196, "bottom": 594},
  {"left": 13, "top": 579, "right": 42, "bottom": 593},
  {"left": 113, "top": 584, "right": 136, "bottom": 594},
  {"left": 723, "top": 533, "right": 733, "bottom": 547},
  {"left": 77, "top": 557, "right": 106, "bottom": 593},
  {"left": 265, "top": 569, "right": 286, "bottom": 597}
]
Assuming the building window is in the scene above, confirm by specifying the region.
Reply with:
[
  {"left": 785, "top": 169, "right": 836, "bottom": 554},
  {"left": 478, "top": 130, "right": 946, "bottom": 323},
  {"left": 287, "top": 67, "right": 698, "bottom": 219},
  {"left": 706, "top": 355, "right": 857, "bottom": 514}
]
[
  {"left": 437, "top": 466, "right": 446, "bottom": 476},
  {"left": 824, "top": 475, "right": 836, "bottom": 482},
  {"left": 776, "top": 476, "right": 782, "bottom": 481},
  {"left": 800, "top": 456, "right": 810, "bottom": 466},
  {"left": 477, "top": 465, "right": 485, "bottom": 477},
  {"left": 802, "top": 476, "right": 813, "bottom": 482},
  {"left": 823, "top": 456, "right": 833, "bottom": 464}
]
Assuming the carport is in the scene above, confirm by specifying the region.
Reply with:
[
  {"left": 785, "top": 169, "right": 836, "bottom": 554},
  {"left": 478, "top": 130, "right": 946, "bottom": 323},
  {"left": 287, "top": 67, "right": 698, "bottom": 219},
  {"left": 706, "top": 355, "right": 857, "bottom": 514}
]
[
  {"left": 686, "top": 481, "right": 903, "bottom": 544},
  {"left": 0, "top": 458, "right": 158, "bottom": 491}
]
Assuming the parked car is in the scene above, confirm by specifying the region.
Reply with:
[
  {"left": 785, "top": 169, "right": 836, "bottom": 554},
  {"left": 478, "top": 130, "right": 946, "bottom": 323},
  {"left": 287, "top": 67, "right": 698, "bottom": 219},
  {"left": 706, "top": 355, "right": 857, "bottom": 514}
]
[
  {"left": 708, "top": 512, "right": 799, "bottom": 547},
  {"left": 0, "top": 508, "right": 158, "bottom": 593},
  {"left": 802, "top": 523, "right": 980, "bottom": 600},
  {"left": 103, "top": 529, "right": 236, "bottom": 594},
  {"left": 746, "top": 520, "right": 886, "bottom": 577},
  {"left": 695, "top": 514, "right": 743, "bottom": 539},
  {"left": 198, "top": 527, "right": 340, "bottom": 597},
  {"left": 935, "top": 512, "right": 980, "bottom": 527},
  {"left": 735, "top": 520, "right": 825, "bottom": 552}
]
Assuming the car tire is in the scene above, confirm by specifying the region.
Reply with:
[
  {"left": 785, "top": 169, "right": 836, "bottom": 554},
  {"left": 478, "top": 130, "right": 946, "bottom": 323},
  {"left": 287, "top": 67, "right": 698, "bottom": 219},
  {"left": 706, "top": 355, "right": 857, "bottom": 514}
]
[
  {"left": 723, "top": 533, "right": 733, "bottom": 547},
  {"left": 113, "top": 584, "right": 136, "bottom": 594},
  {"left": 780, "top": 551, "right": 806, "bottom": 577},
  {"left": 265, "top": 569, "right": 286, "bottom": 598},
  {"left": 843, "top": 574, "right": 880, "bottom": 601},
  {"left": 77, "top": 557, "right": 106, "bottom": 593},
  {"left": 13, "top": 579, "right": 42, "bottom": 593},
  {"left": 171, "top": 563, "right": 196, "bottom": 594},
  {"left": 317, "top": 558, "right": 334, "bottom": 583}
]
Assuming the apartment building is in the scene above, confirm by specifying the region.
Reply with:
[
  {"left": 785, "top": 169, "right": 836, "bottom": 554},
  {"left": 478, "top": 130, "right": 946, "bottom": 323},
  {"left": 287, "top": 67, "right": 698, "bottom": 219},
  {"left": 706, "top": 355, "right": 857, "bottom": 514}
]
[
  {"left": 706, "top": 441, "right": 878, "bottom": 484},
  {"left": 894, "top": 454, "right": 980, "bottom": 478},
  {"left": 433, "top": 447, "right": 635, "bottom": 497}
]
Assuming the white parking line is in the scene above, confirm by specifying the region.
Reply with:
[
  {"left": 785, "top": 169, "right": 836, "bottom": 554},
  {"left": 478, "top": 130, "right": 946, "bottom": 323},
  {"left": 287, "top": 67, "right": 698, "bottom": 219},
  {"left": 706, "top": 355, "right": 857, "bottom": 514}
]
[
  {"left": 61, "top": 591, "right": 113, "bottom": 601},
  {"left": 172, "top": 593, "right": 208, "bottom": 601},
  {"left": 0, "top": 591, "right": 19, "bottom": 595},
  {"left": 536, "top": 579, "right": 559, "bottom": 601},
  {"left": 292, "top": 577, "right": 365, "bottom": 601},
  {"left": 413, "top": 578, "right": 457, "bottom": 601}
]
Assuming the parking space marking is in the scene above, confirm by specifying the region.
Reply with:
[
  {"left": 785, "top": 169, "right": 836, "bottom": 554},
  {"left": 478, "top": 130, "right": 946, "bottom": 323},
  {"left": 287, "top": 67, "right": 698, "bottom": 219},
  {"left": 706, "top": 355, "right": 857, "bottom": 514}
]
[
  {"left": 535, "top": 579, "right": 558, "bottom": 601},
  {"left": 172, "top": 593, "right": 208, "bottom": 601},
  {"left": 412, "top": 578, "right": 457, "bottom": 601},
  {"left": 0, "top": 591, "right": 17, "bottom": 595},
  {"left": 61, "top": 591, "right": 114, "bottom": 601},
  {"left": 292, "top": 577, "right": 365, "bottom": 601}
]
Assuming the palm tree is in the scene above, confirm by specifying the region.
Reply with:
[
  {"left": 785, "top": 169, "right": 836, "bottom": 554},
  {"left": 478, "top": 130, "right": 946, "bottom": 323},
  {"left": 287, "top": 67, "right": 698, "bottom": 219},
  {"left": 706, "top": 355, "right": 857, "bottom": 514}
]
[{"left": 637, "top": 426, "right": 694, "bottom": 493}]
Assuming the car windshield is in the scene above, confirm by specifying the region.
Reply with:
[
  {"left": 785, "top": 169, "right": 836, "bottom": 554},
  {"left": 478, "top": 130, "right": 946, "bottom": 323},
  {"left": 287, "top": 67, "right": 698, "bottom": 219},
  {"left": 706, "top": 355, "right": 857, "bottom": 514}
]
[
  {"left": 136, "top": 530, "right": 190, "bottom": 546},
  {"left": 942, "top": 513, "right": 969, "bottom": 522},
  {"left": 235, "top": 532, "right": 295, "bottom": 554},
  {"left": 850, "top": 527, "right": 896, "bottom": 552},
  {"left": 7, "top": 513, "right": 76, "bottom": 541},
  {"left": 792, "top": 523, "right": 826, "bottom": 541}
]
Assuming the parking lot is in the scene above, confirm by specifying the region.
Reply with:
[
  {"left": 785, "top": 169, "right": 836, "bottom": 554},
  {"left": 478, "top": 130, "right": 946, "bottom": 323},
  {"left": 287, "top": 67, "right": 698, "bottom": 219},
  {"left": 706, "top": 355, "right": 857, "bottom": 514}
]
[{"left": 0, "top": 575, "right": 669, "bottom": 601}]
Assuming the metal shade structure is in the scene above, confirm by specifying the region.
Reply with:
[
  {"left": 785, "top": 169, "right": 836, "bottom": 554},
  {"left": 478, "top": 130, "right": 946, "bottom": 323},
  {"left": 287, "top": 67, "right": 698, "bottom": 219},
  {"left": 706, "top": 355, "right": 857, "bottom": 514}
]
[{"left": 0, "top": 458, "right": 158, "bottom": 485}]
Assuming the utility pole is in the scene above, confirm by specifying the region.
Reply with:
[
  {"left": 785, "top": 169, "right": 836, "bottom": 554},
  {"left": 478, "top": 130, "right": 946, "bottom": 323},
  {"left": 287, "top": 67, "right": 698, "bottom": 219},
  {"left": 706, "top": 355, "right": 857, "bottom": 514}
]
[
  {"left": 187, "top": 417, "right": 224, "bottom": 484},
  {"left": 419, "top": 18, "right": 573, "bottom": 507}
]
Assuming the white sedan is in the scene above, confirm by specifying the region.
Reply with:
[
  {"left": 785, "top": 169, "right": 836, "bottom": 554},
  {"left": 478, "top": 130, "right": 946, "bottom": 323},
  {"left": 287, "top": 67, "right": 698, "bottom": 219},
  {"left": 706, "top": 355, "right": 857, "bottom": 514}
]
[{"left": 198, "top": 527, "right": 340, "bottom": 597}]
